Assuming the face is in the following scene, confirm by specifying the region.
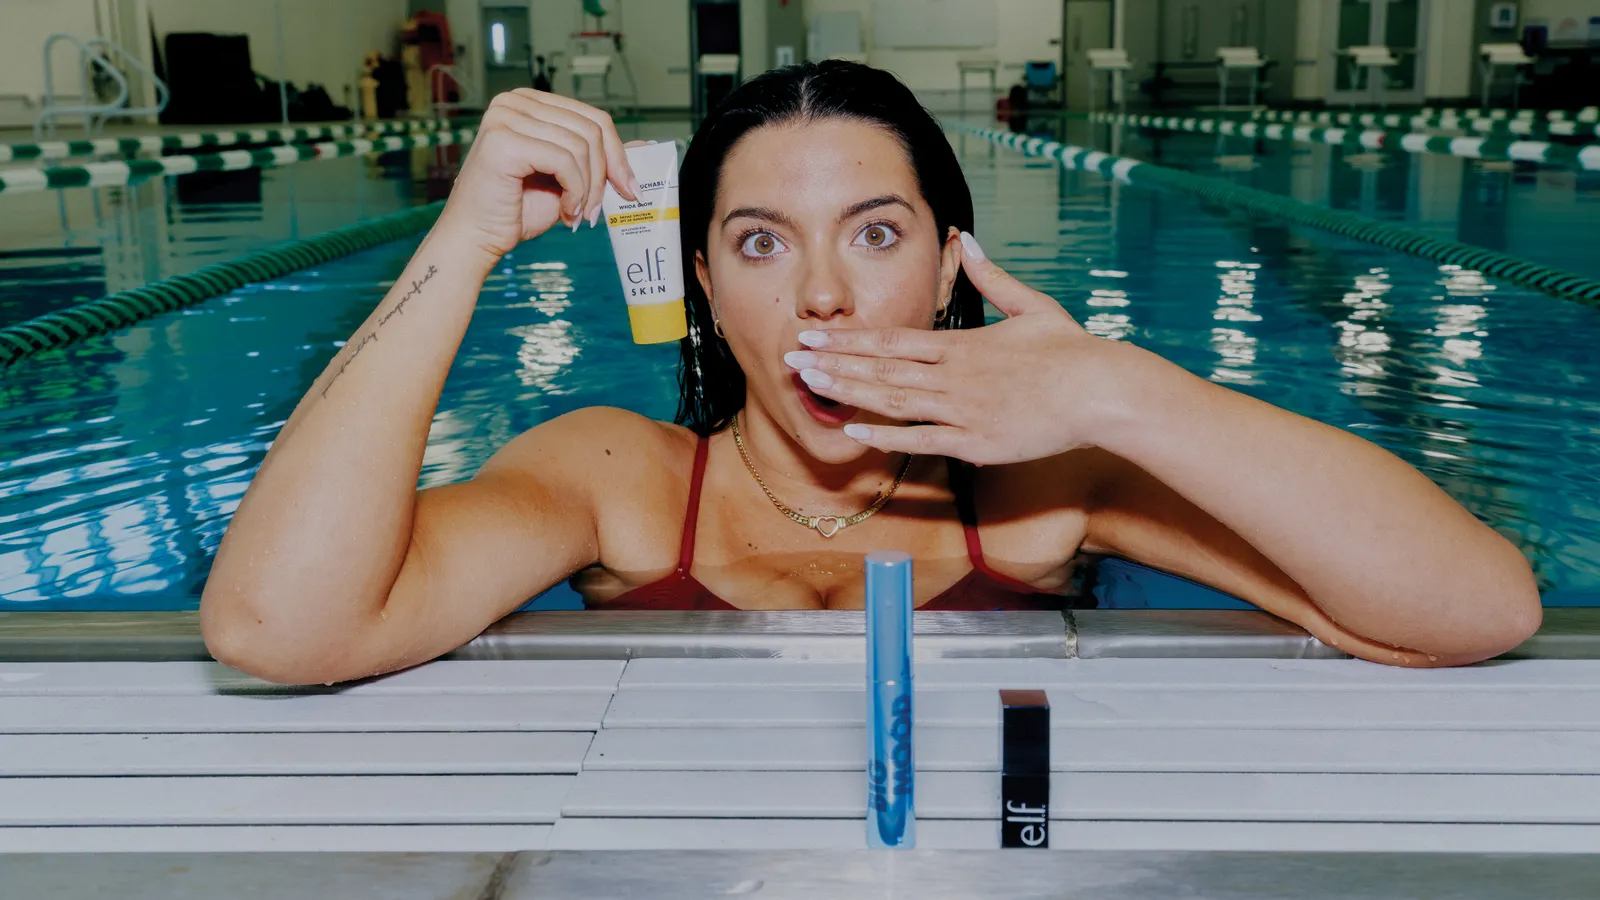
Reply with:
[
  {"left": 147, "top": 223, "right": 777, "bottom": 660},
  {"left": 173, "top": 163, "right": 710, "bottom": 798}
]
[{"left": 695, "top": 118, "right": 962, "bottom": 462}]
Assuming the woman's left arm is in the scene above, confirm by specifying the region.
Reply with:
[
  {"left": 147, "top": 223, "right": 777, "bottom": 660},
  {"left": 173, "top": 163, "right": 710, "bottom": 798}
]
[
  {"left": 1074, "top": 344, "right": 1542, "bottom": 667},
  {"left": 794, "top": 234, "right": 1542, "bottom": 667}
]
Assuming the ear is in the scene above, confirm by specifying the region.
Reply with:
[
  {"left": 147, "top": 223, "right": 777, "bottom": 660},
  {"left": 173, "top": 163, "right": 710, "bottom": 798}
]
[
  {"left": 935, "top": 226, "right": 962, "bottom": 315},
  {"left": 694, "top": 249, "right": 715, "bottom": 316}
]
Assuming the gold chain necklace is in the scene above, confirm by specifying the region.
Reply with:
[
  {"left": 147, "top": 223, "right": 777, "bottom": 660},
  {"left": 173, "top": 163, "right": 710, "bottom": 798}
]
[{"left": 730, "top": 413, "right": 913, "bottom": 538}]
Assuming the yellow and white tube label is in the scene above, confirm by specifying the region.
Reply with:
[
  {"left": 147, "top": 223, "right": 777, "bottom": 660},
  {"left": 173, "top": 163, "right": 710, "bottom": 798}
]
[{"left": 602, "top": 142, "right": 688, "bottom": 344}]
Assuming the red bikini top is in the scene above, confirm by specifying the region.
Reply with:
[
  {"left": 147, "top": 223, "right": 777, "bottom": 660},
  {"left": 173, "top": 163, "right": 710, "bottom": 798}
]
[{"left": 597, "top": 437, "right": 1070, "bottom": 611}]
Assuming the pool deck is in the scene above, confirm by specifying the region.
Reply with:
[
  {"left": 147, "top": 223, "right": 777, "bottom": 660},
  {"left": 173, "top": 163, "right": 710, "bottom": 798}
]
[
  {"left": 4, "top": 607, "right": 1598, "bottom": 662},
  {"left": 3, "top": 609, "right": 1599, "bottom": 892}
]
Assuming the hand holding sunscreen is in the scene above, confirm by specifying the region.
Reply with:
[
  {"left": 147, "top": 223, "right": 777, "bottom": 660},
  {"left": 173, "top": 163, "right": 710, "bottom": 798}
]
[{"left": 602, "top": 141, "right": 688, "bottom": 344}]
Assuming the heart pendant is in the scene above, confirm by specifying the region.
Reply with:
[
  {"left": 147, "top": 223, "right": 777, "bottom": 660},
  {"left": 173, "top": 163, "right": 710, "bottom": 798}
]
[{"left": 811, "top": 516, "right": 844, "bottom": 538}]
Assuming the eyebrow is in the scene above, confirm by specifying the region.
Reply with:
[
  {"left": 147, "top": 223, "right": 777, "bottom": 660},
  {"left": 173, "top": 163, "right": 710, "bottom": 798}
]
[
  {"left": 721, "top": 205, "right": 796, "bottom": 229},
  {"left": 837, "top": 194, "right": 914, "bottom": 222},
  {"left": 719, "top": 194, "right": 915, "bottom": 229}
]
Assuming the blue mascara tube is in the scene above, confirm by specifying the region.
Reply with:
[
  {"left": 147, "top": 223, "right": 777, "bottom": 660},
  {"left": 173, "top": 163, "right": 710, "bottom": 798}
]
[{"left": 865, "top": 550, "right": 915, "bottom": 849}]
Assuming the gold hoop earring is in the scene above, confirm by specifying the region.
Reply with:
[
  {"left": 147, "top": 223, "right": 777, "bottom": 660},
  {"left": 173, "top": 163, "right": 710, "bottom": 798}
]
[
  {"left": 933, "top": 304, "right": 950, "bottom": 325},
  {"left": 713, "top": 319, "right": 726, "bottom": 339}
]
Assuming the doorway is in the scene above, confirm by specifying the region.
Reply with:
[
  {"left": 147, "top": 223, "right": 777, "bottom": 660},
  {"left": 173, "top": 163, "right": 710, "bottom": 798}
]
[
  {"left": 483, "top": 4, "right": 533, "bottom": 98},
  {"left": 1324, "top": 0, "right": 1429, "bottom": 106},
  {"left": 1062, "top": 0, "right": 1113, "bottom": 112}
]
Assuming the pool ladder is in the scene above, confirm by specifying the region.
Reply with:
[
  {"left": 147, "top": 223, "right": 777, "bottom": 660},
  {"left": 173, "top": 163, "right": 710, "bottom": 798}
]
[{"left": 35, "top": 33, "right": 169, "bottom": 139}]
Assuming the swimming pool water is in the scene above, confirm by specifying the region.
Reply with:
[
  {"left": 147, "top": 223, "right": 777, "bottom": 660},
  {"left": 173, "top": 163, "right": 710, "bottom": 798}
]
[
  {"left": 0, "top": 151, "right": 449, "bottom": 328},
  {"left": 3, "top": 125, "right": 1599, "bottom": 611},
  {"left": 1054, "top": 117, "right": 1600, "bottom": 280}
]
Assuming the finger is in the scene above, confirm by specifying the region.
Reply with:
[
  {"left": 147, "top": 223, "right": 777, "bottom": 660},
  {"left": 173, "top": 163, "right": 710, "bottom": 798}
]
[
  {"left": 841, "top": 422, "right": 972, "bottom": 457},
  {"left": 494, "top": 131, "right": 586, "bottom": 222},
  {"left": 516, "top": 89, "right": 639, "bottom": 201},
  {"left": 783, "top": 350, "right": 939, "bottom": 389},
  {"left": 957, "top": 231, "right": 1060, "bottom": 319},
  {"left": 481, "top": 103, "right": 592, "bottom": 223},
  {"left": 798, "top": 368, "right": 950, "bottom": 423},
  {"left": 796, "top": 326, "right": 949, "bottom": 363},
  {"left": 495, "top": 92, "right": 605, "bottom": 223}
]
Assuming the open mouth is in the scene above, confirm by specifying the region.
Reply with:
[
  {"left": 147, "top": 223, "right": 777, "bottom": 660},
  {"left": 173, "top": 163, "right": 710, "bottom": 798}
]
[{"left": 792, "top": 372, "right": 859, "bottom": 425}]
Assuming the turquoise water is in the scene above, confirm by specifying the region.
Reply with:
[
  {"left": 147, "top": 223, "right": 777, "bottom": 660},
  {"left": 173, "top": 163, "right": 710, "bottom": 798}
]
[
  {"left": 1057, "top": 118, "right": 1600, "bottom": 280},
  {"left": 0, "top": 150, "right": 447, "bottom": 327},
  {"left": 3, "top": 127, "right": 1599, "bottom": 611}
]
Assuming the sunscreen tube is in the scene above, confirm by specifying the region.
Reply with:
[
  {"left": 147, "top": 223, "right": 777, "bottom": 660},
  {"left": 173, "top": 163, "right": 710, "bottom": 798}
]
[
  {"left": 601, "top": 141, "right": 688, "bottom": 344},
  {"left": 865, "top": 550, "right": 915, "bottom": 849}
]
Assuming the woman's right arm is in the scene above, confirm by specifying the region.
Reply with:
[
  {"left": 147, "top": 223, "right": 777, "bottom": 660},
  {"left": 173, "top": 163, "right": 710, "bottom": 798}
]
[{"left": 200, "top": 92, "right": 639, "bottom": 685}]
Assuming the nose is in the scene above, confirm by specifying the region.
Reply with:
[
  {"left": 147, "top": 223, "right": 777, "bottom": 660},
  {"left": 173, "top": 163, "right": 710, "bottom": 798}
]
[{"left": 794, "top": 247, "right": 855, "bottom": 322}]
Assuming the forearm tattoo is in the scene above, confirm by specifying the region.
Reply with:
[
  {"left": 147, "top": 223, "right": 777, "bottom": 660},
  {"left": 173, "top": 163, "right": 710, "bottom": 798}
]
[{"left": 320, "top": 265, "right": 439, "bottom": 398}]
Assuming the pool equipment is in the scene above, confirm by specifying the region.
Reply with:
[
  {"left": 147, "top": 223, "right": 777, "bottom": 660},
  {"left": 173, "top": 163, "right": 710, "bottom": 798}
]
[
  {"left": 0, "top": 118, "right": 461, "bottom": 165},
  {"left": 865, "top": 550, "right": 915, "bottom": 849},
  {"left": 1093, "top": 111, "right": 1600, "bottom": 171},
  {"left": 1479, "top": 43, "right": 1535, "bottom": 110},
  {"left": 36, "top": 34, "right": 168, "bottom": 139},
  {"left": 0, "top": 201, "right": 446, "bottom": 367},
  {"left": 0, "top": 126, "right": 477, "bottom": 196},
  {"left": 601, "top": 141, "right": 687, "bottom": 344},
  {"left": 1086, "top": 48, "right": 1134, "bottom": 117},
  {"left": 1340, "top": 45, "right": 1401, "bottom": 110},
  {"left": 1215, "top": 46, "right": 1266, "bottom": 108},
  {"left": 567, "top": 7, "right": 640, "bottom": 116},
  {"left": 1000, "top": 690, "right": 1050, "bottom": 848}
]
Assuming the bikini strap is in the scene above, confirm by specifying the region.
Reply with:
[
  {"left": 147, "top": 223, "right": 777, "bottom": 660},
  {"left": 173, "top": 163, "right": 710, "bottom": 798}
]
[
  {"left": 677, "top": 436, "right": 711, "bottom": 572},
  {"left": 947, "top": 456, "right": 1047, "bottom": 594}
]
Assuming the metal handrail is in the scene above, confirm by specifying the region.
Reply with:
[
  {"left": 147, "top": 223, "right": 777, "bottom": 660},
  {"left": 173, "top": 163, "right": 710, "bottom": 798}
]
[
  {"left": 36, "top": 33, "right": 128, "bottom": 139},
  {"left": 428, "top": 63, "right": 477, "bottom": 118},
  {"left": 86, "top": 37, "right": 169, "bottom": 123}
]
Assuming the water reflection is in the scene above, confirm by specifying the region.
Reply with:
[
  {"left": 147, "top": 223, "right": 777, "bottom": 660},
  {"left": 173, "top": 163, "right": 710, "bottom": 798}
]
[{"left": 1101, "top": 123, "right": 1600, "bottom": 280}]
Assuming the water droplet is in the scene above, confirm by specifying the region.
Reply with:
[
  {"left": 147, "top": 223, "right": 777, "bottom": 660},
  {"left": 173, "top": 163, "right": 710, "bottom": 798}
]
[{"left": 1427, "top": 654, "right": 1438, "bottom": 662}]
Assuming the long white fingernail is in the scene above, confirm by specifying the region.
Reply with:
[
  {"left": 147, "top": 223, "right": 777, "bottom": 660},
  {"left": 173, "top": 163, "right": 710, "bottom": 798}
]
[
  {"left": 784, "top": 350, "right": 817, "bottom": 369},
  {"left": 799, "top": 368, "right": 833, "bottom": 389},
  {"left": 843, "top": 424, "right": 871, "bottom": 440},
  {"left": 797, "top": 330, "right": 830, "bottom": 349},
  {"left": 959, "top": 231, "right": 986, "bottom": 261},
  {"left": 588, "top": 207, "right": 601, "bottom": 228}
]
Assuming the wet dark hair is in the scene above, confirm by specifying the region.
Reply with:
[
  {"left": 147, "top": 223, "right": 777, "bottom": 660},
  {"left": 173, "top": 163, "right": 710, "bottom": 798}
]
[{"left": 674, "top": 59, "right": 982, "bottom": 437}]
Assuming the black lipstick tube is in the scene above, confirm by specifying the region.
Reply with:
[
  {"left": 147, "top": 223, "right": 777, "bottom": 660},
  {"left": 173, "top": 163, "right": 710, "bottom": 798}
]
[{"left": 1000, "top": 689, "right": 1050, "bottom": 848}]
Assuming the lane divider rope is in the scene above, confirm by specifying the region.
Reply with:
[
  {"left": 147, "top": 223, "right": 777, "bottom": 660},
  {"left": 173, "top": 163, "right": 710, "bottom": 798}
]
[
  {"left": 0, "top": 200, "right": 447, "bottom": 367},
  {"left": 0, "top": 127, "right": 477, "bottom": 195},
  {"left": 1091, "top": 111, "right": 1600, "bottom": 170},
  {"left": 1247, "top": 107, "right": 1599, "bottom": 139},
  {"left": 952, "top": 123, "right": 1600, "bottom": 307},
  {"left": 0, "top": 118, "right": 469, "bottom": 165}
]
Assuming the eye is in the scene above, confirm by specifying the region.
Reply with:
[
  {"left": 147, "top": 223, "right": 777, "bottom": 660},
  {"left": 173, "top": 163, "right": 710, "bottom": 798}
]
[
  {"left": 854, "top": 223, "right": 900, "bottom": 250},
  {"left": 739, "top": 231, "right": 787, "bottom": 258}
]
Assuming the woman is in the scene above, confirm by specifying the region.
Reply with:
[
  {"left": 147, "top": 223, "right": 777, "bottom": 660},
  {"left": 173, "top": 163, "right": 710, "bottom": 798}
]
[{"left": 201, "top": 62, "right": 1540, "bottom": 684}]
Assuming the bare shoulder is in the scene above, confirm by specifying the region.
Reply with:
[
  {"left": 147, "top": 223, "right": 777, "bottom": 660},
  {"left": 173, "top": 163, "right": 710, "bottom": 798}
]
[{"left": 475, "top": 406, "right": 697, "bottom": 503}]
